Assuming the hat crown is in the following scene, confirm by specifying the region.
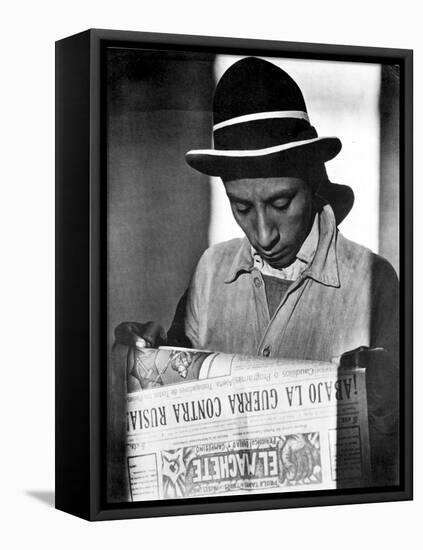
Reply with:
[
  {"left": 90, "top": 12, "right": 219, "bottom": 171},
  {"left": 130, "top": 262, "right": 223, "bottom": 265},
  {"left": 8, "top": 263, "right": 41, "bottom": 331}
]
[
  {"left": 213, "top": 57, "right": 307, "bottom": 125},
  {"left": 185, "top": 56, "right": 343, "bottom": 207}
]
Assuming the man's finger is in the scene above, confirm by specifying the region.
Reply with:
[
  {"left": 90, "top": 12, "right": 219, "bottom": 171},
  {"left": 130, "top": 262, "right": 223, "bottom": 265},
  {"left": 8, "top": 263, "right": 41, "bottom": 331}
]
[
  {"left": 139, "top": 322, "right": 167, "bottom": 348},
  {"left": 114, "top": 321, "right": 167, "bottom": 349},
  {"left": 135, "top": 337, "right": 148, "bottom": 350},
  {"left": 114, "top": 322, "right": 144, "bottom": 347}
]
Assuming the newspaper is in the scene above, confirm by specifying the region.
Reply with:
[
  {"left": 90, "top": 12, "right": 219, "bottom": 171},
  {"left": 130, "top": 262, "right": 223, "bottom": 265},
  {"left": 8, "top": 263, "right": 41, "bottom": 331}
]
[{"left": 125, "top": 346, "right": 370, "bottom": 502}]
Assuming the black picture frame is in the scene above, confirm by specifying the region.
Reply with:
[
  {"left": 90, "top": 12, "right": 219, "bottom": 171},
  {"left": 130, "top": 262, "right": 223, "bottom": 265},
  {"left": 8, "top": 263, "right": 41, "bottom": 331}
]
[{"left": 55, "top": 28, "right": 413, "bottom": 521}]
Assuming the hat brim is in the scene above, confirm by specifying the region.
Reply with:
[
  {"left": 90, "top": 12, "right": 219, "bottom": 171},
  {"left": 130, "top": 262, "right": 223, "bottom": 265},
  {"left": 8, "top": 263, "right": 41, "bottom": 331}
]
[
  {"left": 186, "top": 136, "right": 341, "bottom": 178},
  {"left": 316, "top": 182, "right": 354, "bottom": 225}
]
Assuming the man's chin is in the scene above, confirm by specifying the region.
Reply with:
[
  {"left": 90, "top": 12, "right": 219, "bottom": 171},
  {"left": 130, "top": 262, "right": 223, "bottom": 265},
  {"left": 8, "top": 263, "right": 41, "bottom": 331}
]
[{"left": 266, "top": 253, "right": 296, "bottom": 270}]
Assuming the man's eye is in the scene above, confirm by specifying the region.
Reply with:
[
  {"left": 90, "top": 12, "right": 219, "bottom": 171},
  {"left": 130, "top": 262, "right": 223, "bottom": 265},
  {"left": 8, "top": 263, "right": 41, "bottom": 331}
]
[
  {"left": 272, "top": 200, "right": 291, "bottom": 210},
  {"left": 234, "top": 203, "right": 251, "bottom": 214}
]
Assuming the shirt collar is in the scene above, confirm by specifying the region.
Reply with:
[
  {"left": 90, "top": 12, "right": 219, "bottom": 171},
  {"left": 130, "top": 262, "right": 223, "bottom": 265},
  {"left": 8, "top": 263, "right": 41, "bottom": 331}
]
[{"left": 224, "top": 203, "right": 340, "bottom": 287}]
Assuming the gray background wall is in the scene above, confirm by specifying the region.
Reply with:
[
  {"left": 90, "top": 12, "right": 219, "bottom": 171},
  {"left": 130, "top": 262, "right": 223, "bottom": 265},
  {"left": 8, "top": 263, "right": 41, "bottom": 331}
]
[
  {"left": 379, "top": 64, "right": 400, "bottom": 272},
  {"left": 107, "top": 48, "right": 215, "bottom": 347}
]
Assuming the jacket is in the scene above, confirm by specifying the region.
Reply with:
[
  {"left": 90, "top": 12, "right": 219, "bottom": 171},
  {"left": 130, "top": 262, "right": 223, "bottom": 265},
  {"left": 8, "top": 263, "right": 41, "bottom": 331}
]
[{"left": 168, "top": 203, "right": 399, "bottom": 363}]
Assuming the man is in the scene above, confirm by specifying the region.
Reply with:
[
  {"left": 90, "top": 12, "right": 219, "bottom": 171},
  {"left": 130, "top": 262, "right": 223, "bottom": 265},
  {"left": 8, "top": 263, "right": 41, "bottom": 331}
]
[{"left": 114, "top": 57, "right": 399, "bottom": 484}]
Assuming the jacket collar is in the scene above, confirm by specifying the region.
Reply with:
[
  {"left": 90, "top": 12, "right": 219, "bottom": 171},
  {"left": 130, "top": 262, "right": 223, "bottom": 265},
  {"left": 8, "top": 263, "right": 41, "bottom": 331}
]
[
  {"left": 224, "top": 237, "right": 254, "bottom": 283},
  {"left": 297, "top": 213, "right": 319, "bottom": 264},
  {"left": 224, "top": 203, "right": 340, "bottom": 287}
]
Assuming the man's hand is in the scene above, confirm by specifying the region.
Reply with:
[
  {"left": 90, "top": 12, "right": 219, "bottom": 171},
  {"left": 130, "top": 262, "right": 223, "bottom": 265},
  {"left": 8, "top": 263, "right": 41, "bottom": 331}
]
[
  {"left": 340, "top": 346, "right": 396, "bottom": 433},
  {"left": 339, "top": 346, "right": 398, "bottom": 485},
  {"left": 114, "top": 321, "right": 167, "bottom": 350},
  {"left": 113, "top": 321, "right": 167, "bottom": 392}
]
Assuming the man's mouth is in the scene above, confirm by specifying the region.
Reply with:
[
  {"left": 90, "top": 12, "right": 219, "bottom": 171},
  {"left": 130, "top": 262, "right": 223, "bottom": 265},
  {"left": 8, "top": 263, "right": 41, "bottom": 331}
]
[
  {"left": 259, "top": 247, "right": 287, "bottom": 261},
  {"left": 259, "top": 247, "right": 295, "bottom": 267}
]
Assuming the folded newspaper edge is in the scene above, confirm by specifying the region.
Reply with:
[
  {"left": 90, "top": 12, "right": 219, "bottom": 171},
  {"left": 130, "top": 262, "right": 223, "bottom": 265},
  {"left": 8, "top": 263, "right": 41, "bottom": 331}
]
[{"left": 124, "top": 346, "right": 370, "bottom": 502}]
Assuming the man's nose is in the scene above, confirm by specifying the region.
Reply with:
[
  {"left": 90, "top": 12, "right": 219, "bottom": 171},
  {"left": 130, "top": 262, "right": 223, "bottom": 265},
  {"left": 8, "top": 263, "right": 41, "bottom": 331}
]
[{"left": 256, "top": 211, "right": 279, "bottom": 251}]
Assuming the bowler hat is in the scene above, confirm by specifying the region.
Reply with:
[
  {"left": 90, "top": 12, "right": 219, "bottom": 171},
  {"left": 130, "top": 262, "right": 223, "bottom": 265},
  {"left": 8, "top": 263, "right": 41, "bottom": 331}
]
[{"left": 185, "top": 56, "right": 354, "bottom": 223}]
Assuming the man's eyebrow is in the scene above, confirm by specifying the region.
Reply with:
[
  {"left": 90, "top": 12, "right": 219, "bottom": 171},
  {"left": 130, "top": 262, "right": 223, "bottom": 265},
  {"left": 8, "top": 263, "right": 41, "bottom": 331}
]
[
  {"left": 264, "top": 190, "right": 296, "bottom": 201},
  {"left": 226, "top": 190, "right": 295, "bottom": 203},
  {"left": 226, "top": 193, "right": 252, "bottom": 204}
]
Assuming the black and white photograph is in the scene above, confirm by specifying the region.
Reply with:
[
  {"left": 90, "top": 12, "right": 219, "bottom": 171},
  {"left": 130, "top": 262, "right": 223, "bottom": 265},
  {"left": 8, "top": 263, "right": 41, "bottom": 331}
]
[
  {"left": 2, "top": 0, "right": 422, "bottom": 545},
  {"left": 105, "top": 44, "right": 405, "bottom": 505}
]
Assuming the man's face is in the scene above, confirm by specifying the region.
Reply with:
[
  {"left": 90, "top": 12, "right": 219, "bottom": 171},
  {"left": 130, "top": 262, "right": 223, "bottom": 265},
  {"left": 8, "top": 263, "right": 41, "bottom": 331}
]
[{"left": 224, "top": 177, "right": 314, "bottom": 269}]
